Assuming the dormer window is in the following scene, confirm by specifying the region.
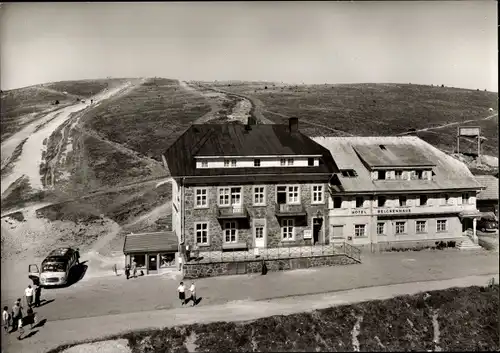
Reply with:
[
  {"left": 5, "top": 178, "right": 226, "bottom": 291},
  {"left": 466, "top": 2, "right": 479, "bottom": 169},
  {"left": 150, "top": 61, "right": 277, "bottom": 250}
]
[
  {"left": 287, "top": 158, "right": 294, "bottom": 166},
  {"left": 341, "top": 169, "right": 357, "bottom": 178},
  {"left": 308, "top": 158, "right": 314, "bottom": 166},
  {"left": 224, "top": 159, "right": 237, "bottom": 167},
  {"left": 280, "top": 158, "right": 286, "bottom": 166},
  {"left": 378, "top": 170, "right": 386, "bottom": 180},
  {"left": 395, "top": 170, "right": 403, "bottom": 180},
  {"left": 224, "top": 160, "right": 230, "bottom": 167},
  {"left": 416, "top": 170, "right": 423, "bottom": 179},
  {"left": 201, "top": 160, "right": 208, "bottom": 168},
  {"left": 254, "top": 159, "right": 261, "bottom": 167},
  {"left": 231, "top": 159, "right": 237, "bottom": 167}
]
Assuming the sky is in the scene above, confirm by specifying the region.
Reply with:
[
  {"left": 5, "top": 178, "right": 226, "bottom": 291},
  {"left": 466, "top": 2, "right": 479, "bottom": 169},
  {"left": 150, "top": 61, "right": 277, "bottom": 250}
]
[{"left": 1, "top": 1, "right": 497, "bottom": 91}]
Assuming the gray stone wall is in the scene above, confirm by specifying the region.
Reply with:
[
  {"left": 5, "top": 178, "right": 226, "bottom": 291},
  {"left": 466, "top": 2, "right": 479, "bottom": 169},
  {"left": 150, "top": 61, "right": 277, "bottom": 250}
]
[
  {"left": 183, "top": 254, "right": 358, "bottom": 279},
  {"left": 183, "top": 183, "right": 330, "bottom": 251}
]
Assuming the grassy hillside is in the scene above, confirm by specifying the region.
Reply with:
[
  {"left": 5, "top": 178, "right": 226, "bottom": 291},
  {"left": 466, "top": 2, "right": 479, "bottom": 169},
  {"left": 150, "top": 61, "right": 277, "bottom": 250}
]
[
  {"left": 205, "top": 82, "right": 498, "bottom": 155},
  {"left": 0, "top": 79, "right": 129, "bottom": 142},
  {"left": 49, "top": 284, "right": 499, "bottom": 353}
]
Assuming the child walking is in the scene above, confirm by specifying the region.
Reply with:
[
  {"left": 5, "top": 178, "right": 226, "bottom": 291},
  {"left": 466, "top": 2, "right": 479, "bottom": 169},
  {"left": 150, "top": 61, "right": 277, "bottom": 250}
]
[
  {"left": 189, "top": 281, "right": 197, "bottom": 306},
  {"left": 177, "top": 282, "right": 186, "bottom": 306},
  {"left": 3, "top": 306, "right": 10, "bottom": 333}
]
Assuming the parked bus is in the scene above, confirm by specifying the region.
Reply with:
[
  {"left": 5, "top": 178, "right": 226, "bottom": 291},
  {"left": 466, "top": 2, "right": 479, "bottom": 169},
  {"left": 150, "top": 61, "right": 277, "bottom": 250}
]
[{"left": 29, "top": 248, "right": 80, "bottom": 287}]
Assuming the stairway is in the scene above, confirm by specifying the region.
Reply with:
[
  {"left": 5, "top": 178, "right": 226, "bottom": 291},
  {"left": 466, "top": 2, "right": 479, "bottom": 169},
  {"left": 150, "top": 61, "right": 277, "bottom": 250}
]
[{"left": 456, "top": 237, "right": 482, "bottom": 250}]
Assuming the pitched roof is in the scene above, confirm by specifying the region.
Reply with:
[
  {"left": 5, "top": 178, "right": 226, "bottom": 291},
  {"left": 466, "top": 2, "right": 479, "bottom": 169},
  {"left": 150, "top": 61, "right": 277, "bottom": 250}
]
[
  {"left": 164, "top": 123, "right": 339, "bottom": 180},
  {"left": 313, "top": 136, "right": 483, "bottom": 193},
  {"left": 353, "top": 144, "right": 435, "bottom": 168},
  {"left": 123, "top": 232, "right": 178, "bottom": 254},
  {"left": 475, "top": 175, "right": 499, "bottom": 200}
]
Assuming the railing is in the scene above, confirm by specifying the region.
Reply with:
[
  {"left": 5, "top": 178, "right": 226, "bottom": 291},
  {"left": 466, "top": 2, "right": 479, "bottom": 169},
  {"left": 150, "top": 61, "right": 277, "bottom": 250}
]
[
  {"left": 275, "top": 203, "right": 306, "bottom": 215},
  {"left": 217, "top": 206, "right": 248, "bottom": 218},
  {"left": 187, "top": 242, "right": 361, "bottom": 264}
]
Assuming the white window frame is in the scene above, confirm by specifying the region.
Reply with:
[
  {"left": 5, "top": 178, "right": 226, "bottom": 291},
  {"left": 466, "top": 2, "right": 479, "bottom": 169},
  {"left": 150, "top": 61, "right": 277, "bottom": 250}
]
[
  {"left": 311, "top": 184, "right": 324, "bottom": 204},
  {"left": 287, "top": 158, "right": 294, "bottom": 166},
  {"left": 354, "top": 224, "right": 366, "bottom": 237},
  {"left": 287, "top": 185, "right": 300, "bottom": 204},
  {"left": 254, "top": 159, "right": 261, "bottom": 167},
  {"left": 218, "top": 187, "right": 231, "bottom": 206},
  {"left": 443, "top": 194, "right": 450, "bottom": 205},
  {"left": 416, "top": 220, "right": 427, "bottom": 233},
  {"left": 223, "top": 221, "right": 238, "bottom": 243},
  {"left": 395, "top": 170, "right": 403, "bottom": 180},
  {"left": 462, "top": 192, "right": 470, "bottom": 205},
  {"left": 437, "top": 219, "right": 447, "bottom": 232},
  {"left": 280, "top": 158, "right": 286, "bottom": 166},
  {"left": 224, "top": 159, "right": 230, "bottom": 167},
  {"left": 281, "top": 219, "right": 295, "bottom": 240},
  {"left": 200, "top": 160, "right": 208, "bottom": 168},
  {"left": 395, "top": 221, "right": 406, "bottom": 234},
  {"left": 255, "top": 226, "right": 264, "bottom": 239},
  {"left": 253, "top": 186, "right": 266, "bottom": 206},
  {"left": 194, "top": 188, "right": 209, "bottom": 208},
  {"left": 230, "top": 187, "right": 242, "bottom": 206},
  {"left": 376, "top": 222, "right": 386, "bottom": 236},
  {"left": 230, "top": 159, "right": 237, "bottom": 167},
  {"left": 195, "top": 222, "right": 209, "bottom": 245}
]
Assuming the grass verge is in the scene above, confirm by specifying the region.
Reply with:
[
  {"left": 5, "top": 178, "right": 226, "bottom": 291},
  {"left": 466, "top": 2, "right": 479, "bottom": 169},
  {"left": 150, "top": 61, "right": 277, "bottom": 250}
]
[{"left": 48, "top": 284, "right": 499, "bottom": 353}]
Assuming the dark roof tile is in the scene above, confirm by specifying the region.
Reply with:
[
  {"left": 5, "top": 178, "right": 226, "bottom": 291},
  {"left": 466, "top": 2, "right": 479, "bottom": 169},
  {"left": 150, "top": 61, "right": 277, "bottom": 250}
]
[{"left": 123, "top": 232, "right": 178, "bottom": 254}]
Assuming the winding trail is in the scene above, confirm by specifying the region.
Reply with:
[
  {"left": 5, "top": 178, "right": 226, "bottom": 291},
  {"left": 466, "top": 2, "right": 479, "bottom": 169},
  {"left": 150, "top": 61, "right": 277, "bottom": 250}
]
[{"left": 0, "top": 81, "right": 142, "bottom": 195}]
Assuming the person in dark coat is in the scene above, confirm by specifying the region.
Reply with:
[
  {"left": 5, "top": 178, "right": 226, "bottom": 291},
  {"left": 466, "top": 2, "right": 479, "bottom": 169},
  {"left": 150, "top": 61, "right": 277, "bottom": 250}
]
[
  {"left": 34, "top": 284, "right": 42, "bottom": 308},
  {"left": 125, "top": 264, "right": 131, "bottom": 280}
]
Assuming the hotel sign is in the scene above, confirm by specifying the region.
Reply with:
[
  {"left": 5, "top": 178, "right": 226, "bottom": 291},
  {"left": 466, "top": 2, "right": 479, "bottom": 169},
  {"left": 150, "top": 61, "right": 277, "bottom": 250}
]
[{"left": 350, "top": 208, "right": 412, "bottom": 215}]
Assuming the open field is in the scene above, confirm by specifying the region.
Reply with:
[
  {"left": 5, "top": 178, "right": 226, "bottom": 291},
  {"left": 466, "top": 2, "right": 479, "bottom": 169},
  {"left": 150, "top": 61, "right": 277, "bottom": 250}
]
[
  {"left": 48, "top": 284, "right": 499, "bottom": 353},
  {"left": 45, "top": 78, "right": 132, "bottom": 99},
  {"left": 204, "top": 82, "right": 498, "bottom": 154}
]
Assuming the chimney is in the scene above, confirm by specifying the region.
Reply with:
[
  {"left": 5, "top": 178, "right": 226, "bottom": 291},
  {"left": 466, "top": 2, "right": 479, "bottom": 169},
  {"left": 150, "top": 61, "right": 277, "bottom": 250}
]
[{"left": 289, "top": 117, "right": 299, "bottom": 133}]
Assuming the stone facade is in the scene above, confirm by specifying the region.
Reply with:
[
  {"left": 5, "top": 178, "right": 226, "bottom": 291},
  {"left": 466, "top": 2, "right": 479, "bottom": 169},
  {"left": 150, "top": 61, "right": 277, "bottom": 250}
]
[
  {"left": 183, "top": 254, "right": 358, "bottom": 279},
  {"left": 183, "top": 182, "right": 330, "bottom": 251}
]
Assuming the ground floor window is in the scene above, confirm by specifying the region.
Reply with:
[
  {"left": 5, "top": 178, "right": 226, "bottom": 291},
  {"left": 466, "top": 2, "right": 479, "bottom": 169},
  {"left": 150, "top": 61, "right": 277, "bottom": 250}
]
[
  {"left": 437, "top": 219, "right": 447, "bottom": 232},
  {"left": 395, "top": 221, "right": 406, "bottom": 234},
  {"left": 354, "top": 224, "right": 366, "bottom": 237},
  {"left": 195, "top": 222, "right": 209, "bottom": 244},
  {"left": 376, "top": 222, "right": 386, "bottom": 236},
  {"left": 131, "top": 254, "right": 146, "bottom": 268},
  {"left": 416, "top": 220, "right": 427, "bottom": 233},
  {"left": 159, "top": 253, "right": 176, "bottom": 268},
  {"left": 281, "top": 219, "right": 294, "bottom": 240}
]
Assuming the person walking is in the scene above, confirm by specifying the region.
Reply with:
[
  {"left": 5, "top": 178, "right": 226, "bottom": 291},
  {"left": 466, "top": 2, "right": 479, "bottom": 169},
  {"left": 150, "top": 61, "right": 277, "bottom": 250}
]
[
  {"left": 189, "top": 281, "right": 197, "bottom": 306},
  {"left": 125, "top": 264, "right": 131, "bottom": 280},
  {"left": 3, "top": 306, "right": 11, "bottom": 333},
  {"left": 177, "top": 281, "right": 186, "bottom": 306},
  {"left": 24, "top": 285, "right": 34, "bottom": 308},
  {"left": 34, "top": 284, "right": 42, "bottom": 308},
  {"left": 131, "top": 258, "right": 137, "bottom": 278},
  {"left": 11, "top": 300, "right": 23, "bottom": 332}
]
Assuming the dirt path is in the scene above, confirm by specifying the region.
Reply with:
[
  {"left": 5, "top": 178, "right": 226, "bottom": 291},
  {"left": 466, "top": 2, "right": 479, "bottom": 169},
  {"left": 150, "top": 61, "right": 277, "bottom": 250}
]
[
  {"left": 4, "top": 273, "right": 498, "bottom": 353},
  {"left": 0, "top": 81, "right": 141, "bottom": 196},
  {"left": 398, "top": 112, "right": 498, "bottom": 135}
]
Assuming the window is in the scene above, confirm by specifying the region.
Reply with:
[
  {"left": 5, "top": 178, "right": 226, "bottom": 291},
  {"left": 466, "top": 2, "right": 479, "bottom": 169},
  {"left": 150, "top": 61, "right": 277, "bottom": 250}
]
[
  {"left": 223, "top": 221, "right": 237, "bottom": 243},
  {"left": 443, "top": 194, "right": 450, "bottom": 205},
  {"left": 416, "top": 220, "right": 427, "bottom": 233},
  {"left": 281, "top": 219, "right": 294, "bottom": 240},
  {"left": 399, "top": 196, "right": 407, "bottom": 207},
  {"left": 354, "top": 224, "right": 366, "bottom": 237},
  {"left": 218, "top": 187, "right": 230, "bottom": 206},
  {"left": 287, "top": 158, "right": 294, "bottom": 166},
  {"left": 280, "top": 158, "right": 286, "bottom": 166},
  {"left": 333, "top": 197, "right": 342, "bottom": 209},
  {"left": 195, "top": 188, "right": 208, "bottom": 208},
  {"left": 255, "top": 226, "right": 264, "bottom": 239},
  {"left": 395, "top": 221, "right": 406, "bottom": 234},
  {"left": 395, "top": 170, "right": 403, "bottom": 180},
  {"left": 377, "top": 196, "right": 387, "bottom": 207},
  {"left": 437, "top": 220, "right": 447, "bottom": 232},
  {"left": 419, "top": 195, "right": 428, "bottom": 206},
  {"left": 378, "top": 171, "right": 386, "bottom": 180},
  {"left": 355, "top": 197, "right": 364, "bottom": 208},
  {"left": 195, "top": 222, "right": 209, "bottom": 244},
  {"left": 377, "top": 222, "right": 386, "bottom": 236},
  {"left": 200, "top": 160, "right": 208, "bottom": 168},
  {"left": 224, "top": 159, "right": 230, "bottom": 167},
  {"left": 231, "top": 187, "right": 242, "bottom": 206},
  {"left": 231, "top": 159, "right": 237, "bottom": 167},
  {"left": 462, "top": 193, "right": 469, "bottom": 204},
  {"left": 288, "top": 186, "right": 300, "bottom": 203},
  {"left": 341, "top": 169, "right": 358, "bottom": 177},
  {"left": 416, "top": 170, "right": 423, "bottom": 179},
  {"left": 312, "top": 185, "right": 324, "bottom": 204},
  {"left": 254, "top": 159, "right": 261, "bottom": 167},
  {"left": 308, "top": 158, "right": 314, "bottom": 166},
  {"left": 253, "top": 186, "right": 266, "bottom": 205}
]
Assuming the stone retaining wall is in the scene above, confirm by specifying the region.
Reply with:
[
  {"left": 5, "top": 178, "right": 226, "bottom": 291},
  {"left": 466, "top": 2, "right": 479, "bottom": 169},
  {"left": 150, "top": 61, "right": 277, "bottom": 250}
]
[{"left": 183, "top": 254, "right": 358, "bottom": 279}]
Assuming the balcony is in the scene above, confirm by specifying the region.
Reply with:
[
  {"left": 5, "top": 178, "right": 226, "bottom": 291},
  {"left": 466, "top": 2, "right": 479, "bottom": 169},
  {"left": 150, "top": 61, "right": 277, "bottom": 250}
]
[
  {"left": 275, "top": 203, "right": 307, "bottom": 217},
  {"left": 217, "top": 205, "right": 249, "bottom": 219}
]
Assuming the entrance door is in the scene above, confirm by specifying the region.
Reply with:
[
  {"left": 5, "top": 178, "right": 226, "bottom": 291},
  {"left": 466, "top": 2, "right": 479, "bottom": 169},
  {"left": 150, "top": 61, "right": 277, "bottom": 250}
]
[
  {"left": 254, "top": 219, "right": 266, "bottom": 248},
  {"left": 312, "top": 218, "right": 323, "bottom": 245},
  {"left": 331, "top": 225, "right": 344, "bottom": 242},
  {"left": 148, "top": 254, "right": 157, "bottom": 271}
]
